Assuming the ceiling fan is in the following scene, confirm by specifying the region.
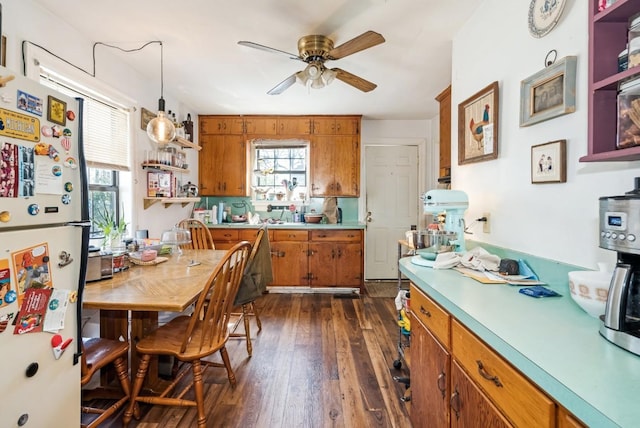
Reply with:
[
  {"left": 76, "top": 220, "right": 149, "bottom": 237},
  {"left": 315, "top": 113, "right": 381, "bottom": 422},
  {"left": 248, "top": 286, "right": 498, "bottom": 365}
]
[{"left": 238, "top": 30, "right": 385, "bottom": 95}]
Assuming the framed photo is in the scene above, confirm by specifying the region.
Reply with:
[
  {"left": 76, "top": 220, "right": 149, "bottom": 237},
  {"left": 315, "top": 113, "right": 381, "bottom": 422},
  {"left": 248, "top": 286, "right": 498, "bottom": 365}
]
[
  {"left": 520, "top": 56, "right": 576, "bottom": 127},
  {"left": 141, "top": 107, "right": 156, "bottom": 131},
  {"left": 531, "top": 139, "right": 566, "bottom": 184},
  {"left": 458, "top": 81, "right": 499, "bottom": 165},
  {"left": 47, "top": 95, "right": 66, "bottom": 126}
]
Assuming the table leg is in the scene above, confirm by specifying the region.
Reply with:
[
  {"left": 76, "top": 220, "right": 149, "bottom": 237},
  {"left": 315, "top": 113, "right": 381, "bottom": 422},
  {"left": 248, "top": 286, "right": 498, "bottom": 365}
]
[{"left": 130, "top": 311, "right": 160, "bottom": 387}]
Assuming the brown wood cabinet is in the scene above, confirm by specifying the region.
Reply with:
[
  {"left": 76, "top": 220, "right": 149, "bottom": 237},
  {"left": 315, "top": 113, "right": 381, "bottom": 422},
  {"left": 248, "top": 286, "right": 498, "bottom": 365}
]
[
  {"left": 270, "top": 229, "right": 309, "bottom": 286},
  {"left": 436, "top": 85, "right": 451, "bottom": 181},
  {"left": 198, "top": 115, "right": 361, "bottom": 197},
  {"left": 408, "top": 283, "right": 585, "bottom": 428},
  {"left": 308, "top": 230, "right": 363, "bottom": 287},
  {"left": 199, "top": 115, "right": 244, "bottom": 135},
  {"left": 199, "top": 134, "right": 248, "bottom": 196},
  {"left": 311, "top": 116, "right": 360, "bottom": 135},
  {"left": 310, "top": 135, "right": 360, "bottom": 197}
]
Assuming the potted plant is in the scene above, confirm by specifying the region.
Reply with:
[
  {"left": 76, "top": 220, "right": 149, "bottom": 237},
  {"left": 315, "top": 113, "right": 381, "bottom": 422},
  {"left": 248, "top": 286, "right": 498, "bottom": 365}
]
[{"left": 93, "top": 203, "right": 128, "bottom": 251}]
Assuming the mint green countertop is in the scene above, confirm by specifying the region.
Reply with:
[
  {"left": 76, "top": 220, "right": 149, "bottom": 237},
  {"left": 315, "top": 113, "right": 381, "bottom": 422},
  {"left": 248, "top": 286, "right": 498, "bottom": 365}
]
[
  {"left": 399, "top": 253, "right": 636, "bottom": 427},
  {"left": 206, "top": 222, "right": 365, "bottom": 230}
]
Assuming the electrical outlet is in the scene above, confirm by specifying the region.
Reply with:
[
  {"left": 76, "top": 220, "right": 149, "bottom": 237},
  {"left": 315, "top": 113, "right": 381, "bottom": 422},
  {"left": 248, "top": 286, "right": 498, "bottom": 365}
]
[{"left": 482, "top": 212, "right": 490, "bottom": 233}]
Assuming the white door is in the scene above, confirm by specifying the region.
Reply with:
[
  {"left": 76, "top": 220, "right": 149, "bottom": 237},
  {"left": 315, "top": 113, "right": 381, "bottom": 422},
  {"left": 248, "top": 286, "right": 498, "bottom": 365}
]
[{"left": 364, "top": 145, "right": 419, "bottom": 279}]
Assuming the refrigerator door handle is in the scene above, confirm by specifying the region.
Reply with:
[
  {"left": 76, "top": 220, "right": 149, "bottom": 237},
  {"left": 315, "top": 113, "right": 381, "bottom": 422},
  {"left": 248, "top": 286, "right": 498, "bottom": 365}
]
[{"left": 68, "top": 221, "right": 92, "bottom": 227}]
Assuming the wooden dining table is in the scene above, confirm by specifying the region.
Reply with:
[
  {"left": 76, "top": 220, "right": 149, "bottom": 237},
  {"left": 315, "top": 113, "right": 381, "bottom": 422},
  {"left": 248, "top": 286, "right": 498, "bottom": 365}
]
[{"left": 82, "top": 248, "right": 227, "bottom": 386}]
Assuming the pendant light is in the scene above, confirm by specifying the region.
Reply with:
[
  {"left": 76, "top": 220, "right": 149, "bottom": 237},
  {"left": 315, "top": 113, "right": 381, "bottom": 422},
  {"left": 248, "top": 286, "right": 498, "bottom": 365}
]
[{"left": 146, "top": 42, "right": 176, "bottom": 144}]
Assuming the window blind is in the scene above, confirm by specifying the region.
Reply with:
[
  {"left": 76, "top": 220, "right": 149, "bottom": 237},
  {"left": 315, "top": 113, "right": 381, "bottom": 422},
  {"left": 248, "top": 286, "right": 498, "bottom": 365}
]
[{"left": 40, "top": 71, "right": 131, "bottom": 171}]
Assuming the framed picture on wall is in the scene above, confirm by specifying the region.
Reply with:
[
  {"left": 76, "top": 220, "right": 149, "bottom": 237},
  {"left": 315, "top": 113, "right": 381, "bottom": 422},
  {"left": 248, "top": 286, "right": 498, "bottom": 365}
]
[
  {"left": 458, "top": 81, "right": 499, "bottom": 165},
  {"left": 520, "top": 56, "right": 577, "bottom": 127},
  {"left": 141, "top": 107, "right": 156, "bottom": 131},
  {"left": 531, "top": 139, "right": 566, "bottom": 184}
]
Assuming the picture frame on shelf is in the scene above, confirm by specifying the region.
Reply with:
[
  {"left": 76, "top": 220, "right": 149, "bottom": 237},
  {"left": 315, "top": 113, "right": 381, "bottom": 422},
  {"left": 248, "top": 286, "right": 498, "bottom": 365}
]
[
  {"left": 141, "top": 107, "right": 156, "bottom": 131},
  {"left": 531, "top": 139, "right": 566, "bottom": 184},
  {"left": 458, "top": 81, "right": 499, "bottom": 165},
  {"left": 520, "top": 56, "right": 576, "bottom": 127},
  {"left": 47, "top": 95, "right": 66, "bottom": 126}
]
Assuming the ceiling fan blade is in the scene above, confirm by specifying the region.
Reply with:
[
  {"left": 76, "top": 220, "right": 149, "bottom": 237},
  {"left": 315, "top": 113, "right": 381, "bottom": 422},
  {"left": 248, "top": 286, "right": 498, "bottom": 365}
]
[
  {"left": 267, "top": 73, "right": 298, "bottom": 95},
  {"left": 327, "top": 31, "right": 385, "bottom": 60},
  {"left": 332, "top": 68, "right": 377, "bottom": 92},
  {"left": 237, "top": 41, "right": 302, "bottom": 61}
]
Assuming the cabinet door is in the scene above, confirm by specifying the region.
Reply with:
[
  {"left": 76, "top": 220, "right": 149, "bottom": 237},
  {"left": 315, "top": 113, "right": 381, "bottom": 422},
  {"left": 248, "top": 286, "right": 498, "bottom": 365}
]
[
  {"left": 312, "top": 116, "right": 360, "bottom": 135},
  {"left": 311, "top": 117, "right": 335, "bottom": 135},
  {"left": 333, "top": 136, "right": 360, "bottom": 196},
  {"left": 198, "top": 135, "right": 247, "bottom": 196},
  {"left": 200, "top": 116, "right": 244, "bottom": 135},
  {"left": 411, "top": 317, "right": 451, "bottom": 428},
  {"left": 310, "top": 136, "right": 334, "bottom": 196},
  {"left": 334, "top": 242, "right": 362, "bottom": 286},
  {"left": 450, "top": 361, "right": 512, "bottom": 428},
  {"left": 271, "top": 241, "right": 308, "bottom": 286},
  {"left": 245, "top": 116, "right": 277, "bottom": 135},
  {"left": 277, "top": 117, "right": 311, "bottom": 135},
  {"left": 436, "top": 85, "right": 451, "bottom": 177},
  {"left": 308, "top": 242, "right": 335, "bottom": 287}
]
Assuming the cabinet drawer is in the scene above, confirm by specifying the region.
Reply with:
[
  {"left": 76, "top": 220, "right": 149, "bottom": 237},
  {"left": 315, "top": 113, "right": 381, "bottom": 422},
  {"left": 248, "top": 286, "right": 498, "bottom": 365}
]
[
  {"left": 273, "top": 230, "right": 309, "bottom": 241},
  {"left": 409, "top": 283, "right": 450, "bottom": 349},
  {"left": 210, "top": 229, "right": 239, "bottom": 241},
  {"left": 451, "top": 319, "right": 555, "bottom": 428},
  {"left": 310, "top": 230, "right": 362, "bottom": 242},
  {"left": 238, "top": 229, "right": 260, "bottom": 242}
]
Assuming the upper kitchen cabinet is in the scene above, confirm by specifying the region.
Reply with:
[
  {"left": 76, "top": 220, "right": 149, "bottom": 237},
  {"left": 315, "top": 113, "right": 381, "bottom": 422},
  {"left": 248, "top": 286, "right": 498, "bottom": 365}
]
[
  {"left": 311, "top": 116, "right": 360, "bottom": 135},
  {"left": 199, "top": 134, "right": 248, "bottom": 196},
  {"left": 582, "top": 0, "right": 640, "bottom": 161},
  {"left": 200, "top": 115, "right": 244, "bottom": 135},
  {"left": 244, "top": 116, "right": 278, "bottom": 135},
  {"left": 276, "top": 116, "right": 312, "bottom": 135},
  {"left": 310, "top": 135, "right": 360, "bottom": 197},
  {"left": 436, "top": 86, "right": 451, "bottom": 181}
]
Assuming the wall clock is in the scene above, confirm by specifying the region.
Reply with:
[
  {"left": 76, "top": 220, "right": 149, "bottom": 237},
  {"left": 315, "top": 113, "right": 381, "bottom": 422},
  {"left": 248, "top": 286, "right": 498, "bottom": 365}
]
[{"left": 528, "top": 0, "right": 567, "bottom": 38}]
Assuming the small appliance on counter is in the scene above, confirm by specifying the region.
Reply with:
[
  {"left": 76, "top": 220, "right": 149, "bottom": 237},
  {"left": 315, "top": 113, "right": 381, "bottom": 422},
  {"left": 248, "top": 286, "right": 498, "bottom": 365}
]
[
  {"left": 421, "top": 189, "right": 469, "bottom": 252},
  {"left": 599, "top": 177, "right": 640, "bottom": 356}
]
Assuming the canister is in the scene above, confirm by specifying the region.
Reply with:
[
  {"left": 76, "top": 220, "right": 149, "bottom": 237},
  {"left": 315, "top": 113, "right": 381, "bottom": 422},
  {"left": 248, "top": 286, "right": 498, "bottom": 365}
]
[{"left": 628, "top": 14, "right": 640, "bottom": 68}]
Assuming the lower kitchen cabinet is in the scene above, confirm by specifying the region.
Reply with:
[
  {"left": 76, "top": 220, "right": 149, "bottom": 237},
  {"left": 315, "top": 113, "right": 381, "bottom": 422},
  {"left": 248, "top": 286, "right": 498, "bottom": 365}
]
[
  {"left": 408, "top": 283, "right": 586, "bottom": 428},
  {"left": 270, "top": 230, "right": 309, "bottom": 286},
  {"left": 308, "top": 230, "right": 363, "bottom": 287}
]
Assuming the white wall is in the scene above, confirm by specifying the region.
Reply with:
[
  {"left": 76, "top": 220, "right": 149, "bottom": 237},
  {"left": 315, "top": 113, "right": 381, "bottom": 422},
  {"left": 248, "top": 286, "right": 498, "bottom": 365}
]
[
  {"left": 452, "top": 0, "right": 640, "bottom": 268},
  {"left": 4, "top": 0, "right": 199, "bottom": 239}
]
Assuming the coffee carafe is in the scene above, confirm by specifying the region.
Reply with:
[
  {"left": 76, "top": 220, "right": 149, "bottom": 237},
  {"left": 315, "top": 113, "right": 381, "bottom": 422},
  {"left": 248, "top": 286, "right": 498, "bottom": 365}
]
[{"left": 599, "top": 178, "right": 640, "bottom": 355}]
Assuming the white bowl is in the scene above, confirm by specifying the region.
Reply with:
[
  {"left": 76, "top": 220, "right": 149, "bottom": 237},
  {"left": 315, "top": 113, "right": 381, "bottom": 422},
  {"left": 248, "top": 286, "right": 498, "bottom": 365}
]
[{"left": 567, "top": 270, "right": 613, "bottom": 318}]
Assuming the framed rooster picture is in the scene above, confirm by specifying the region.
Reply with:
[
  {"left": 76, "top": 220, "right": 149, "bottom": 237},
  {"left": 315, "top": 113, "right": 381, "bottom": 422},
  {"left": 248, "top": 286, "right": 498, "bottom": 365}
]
[{"left": 458, "top": 81, "right": 499, "bottom": 165}]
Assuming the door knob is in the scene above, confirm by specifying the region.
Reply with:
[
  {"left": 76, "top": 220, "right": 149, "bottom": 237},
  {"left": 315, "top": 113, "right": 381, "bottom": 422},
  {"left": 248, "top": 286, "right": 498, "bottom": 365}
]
[{"left": 366, "top": 211, "right": 372, "bottom": 222}]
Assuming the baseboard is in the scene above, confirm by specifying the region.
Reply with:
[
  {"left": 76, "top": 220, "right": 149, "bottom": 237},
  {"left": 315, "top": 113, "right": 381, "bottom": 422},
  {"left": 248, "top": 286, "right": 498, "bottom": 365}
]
[{"left": 266, "top": 286, "right": 360, "bottom": 295}]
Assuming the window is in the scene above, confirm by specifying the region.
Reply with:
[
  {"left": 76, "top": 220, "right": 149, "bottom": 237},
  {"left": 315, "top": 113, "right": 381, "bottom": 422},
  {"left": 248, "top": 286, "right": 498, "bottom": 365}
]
[{"left": 251, "top": 140, "right": 308, "bottom": 201}]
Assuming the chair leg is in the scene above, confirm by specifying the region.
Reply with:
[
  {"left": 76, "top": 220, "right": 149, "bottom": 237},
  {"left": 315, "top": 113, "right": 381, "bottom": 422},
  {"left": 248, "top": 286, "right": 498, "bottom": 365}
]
[
  {"left": 219, "top": 346, "right": 236, "bottom": 386},
  {"left": 191, "top": 360, "right": 207, "bottom": 428},
  {"left": 251, "top": 301, "right": 262, "bottom": 332},
  {"left": 241, "top": 304, "right": 252, "bottom": 357},
  {"left": 113, "top": 355, "right": 140, "bottom": 419},
  {"left": 123, "top": 354, "right": 151, "bottom": 427}
]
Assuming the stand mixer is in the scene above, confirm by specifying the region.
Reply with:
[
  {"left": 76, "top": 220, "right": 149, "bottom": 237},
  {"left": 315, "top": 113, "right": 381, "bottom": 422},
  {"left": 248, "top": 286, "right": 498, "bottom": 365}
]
[{"left": 421, "top": 189, "right": 469, "bottom": 252}]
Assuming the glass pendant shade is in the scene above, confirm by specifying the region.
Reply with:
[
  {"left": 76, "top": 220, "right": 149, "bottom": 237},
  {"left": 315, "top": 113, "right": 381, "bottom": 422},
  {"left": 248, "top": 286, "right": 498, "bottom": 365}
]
[{"left": 147, "top": 97, "right": 176, "bottom": 144}]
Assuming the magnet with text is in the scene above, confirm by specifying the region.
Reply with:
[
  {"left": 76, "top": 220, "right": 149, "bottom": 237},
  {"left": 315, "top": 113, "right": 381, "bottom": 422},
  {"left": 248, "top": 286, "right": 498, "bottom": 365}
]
[{"left": 51, "top": 334, "right": 73, "bottom": 360}]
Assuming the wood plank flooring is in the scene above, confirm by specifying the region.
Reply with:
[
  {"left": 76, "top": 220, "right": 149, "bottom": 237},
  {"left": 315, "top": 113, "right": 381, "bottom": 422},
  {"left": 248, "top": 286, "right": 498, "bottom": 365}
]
[{"left": 93, "top": 283, "right": 412, "bottom": 427}]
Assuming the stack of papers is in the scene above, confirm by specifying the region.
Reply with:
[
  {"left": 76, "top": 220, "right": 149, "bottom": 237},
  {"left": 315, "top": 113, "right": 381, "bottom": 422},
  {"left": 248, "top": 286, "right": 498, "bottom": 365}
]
[{"left": 454, "top": 267, "right": 546, "bottom": 286}]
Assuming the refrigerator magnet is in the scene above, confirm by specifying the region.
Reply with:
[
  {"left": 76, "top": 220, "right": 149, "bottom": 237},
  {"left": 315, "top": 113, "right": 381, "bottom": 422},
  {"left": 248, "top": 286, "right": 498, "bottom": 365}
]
[
  {"left": 52, "top": 165, "right": 62, "bottom": 177},
  {"left": 27, "top": 203, "right": 39, "bottom": 215},
  {"left": 40, "top": 125, "right": 52, "bottom": 137},
  {"left": 66, "top": 110, "right": 75, "bottom": 121},
  {"left": 60, "top": 137, "right": 71, "bottom": 153},
  {"left": 62, "top": 128, "right": 71, "bottom": 137},
  {"left": 64, "top": 182, "right": 73, "bottom": 192},
  {"left": 63, "top": 157, "right": 77, "bottom": 169},
  {"left": 51, "top": 334, "right": 73, "bottom": 360},
  {"left": 0, "top": 313, "right": 15, "bottom": 332},
  {"left": 61, "top": 194, "right": 70, "bottom": 205}
]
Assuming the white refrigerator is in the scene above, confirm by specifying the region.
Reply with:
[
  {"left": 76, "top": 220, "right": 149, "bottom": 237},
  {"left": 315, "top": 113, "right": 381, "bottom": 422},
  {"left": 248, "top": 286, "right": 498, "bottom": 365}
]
[{"left": 0, "top": 65, "right": 89, "bottom": 427}]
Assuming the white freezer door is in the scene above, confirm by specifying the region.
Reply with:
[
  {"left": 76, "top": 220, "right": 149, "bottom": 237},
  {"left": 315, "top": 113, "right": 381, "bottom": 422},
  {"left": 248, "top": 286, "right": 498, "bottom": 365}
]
[{"left": 0, "top": 226, "right": 82, "bottom": 427}]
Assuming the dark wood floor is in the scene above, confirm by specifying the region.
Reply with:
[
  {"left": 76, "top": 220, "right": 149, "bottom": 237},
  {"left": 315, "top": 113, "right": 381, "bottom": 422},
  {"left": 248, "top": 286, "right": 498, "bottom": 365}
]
[{"left": 91, "top": 282, "right": 412, "bottom": 427}]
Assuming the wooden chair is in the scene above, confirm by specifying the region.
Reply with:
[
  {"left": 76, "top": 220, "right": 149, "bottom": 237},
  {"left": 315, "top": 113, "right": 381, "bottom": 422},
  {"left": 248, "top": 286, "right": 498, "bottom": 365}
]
[
  {"left": 81, "top": 337, "right": 135, "bottom": 428},
  {"left": 123, "top": 241, "right": 251, "bottom": 428},
  {"left": 178, "top": 218, "right": 215, "bottom": 250},
  {"left": 230, "top": 226, "right": 272, "bottom": 356}
]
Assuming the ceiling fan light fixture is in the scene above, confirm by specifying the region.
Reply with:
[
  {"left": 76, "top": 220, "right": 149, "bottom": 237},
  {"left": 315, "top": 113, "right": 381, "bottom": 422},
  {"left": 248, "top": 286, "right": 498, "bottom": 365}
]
[
  {"left": 311, "top": 78, "right": 325, "bottom": 89},
  {"left": 322, "top": 68, "right": 337, "bottom": 85}
]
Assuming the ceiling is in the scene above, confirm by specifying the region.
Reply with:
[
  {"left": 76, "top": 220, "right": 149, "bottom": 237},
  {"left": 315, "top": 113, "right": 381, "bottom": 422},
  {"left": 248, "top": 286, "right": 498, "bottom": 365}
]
[{"left": 31, "top": 0, "right": 481, "bottom": 120}]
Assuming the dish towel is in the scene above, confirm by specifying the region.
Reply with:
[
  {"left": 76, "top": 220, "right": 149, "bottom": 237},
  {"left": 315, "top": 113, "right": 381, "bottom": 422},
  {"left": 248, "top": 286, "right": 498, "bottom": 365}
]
[{"left": 433, "top": 247, "right": 501, "bottom": 272}]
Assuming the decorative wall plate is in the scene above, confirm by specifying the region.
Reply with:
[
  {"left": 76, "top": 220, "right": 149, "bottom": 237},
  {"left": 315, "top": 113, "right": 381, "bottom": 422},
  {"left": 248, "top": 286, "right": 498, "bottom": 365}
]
[{"left": 528, "top": 0, "right": 566, "bottom": 38}]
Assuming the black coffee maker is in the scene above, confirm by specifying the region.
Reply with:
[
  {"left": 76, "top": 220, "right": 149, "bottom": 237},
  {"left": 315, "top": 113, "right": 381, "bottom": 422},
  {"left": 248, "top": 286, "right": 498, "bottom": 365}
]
[{"left": 599, "top": 178, "right": 640, "bottom": 355}]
